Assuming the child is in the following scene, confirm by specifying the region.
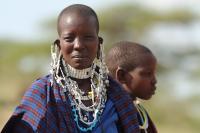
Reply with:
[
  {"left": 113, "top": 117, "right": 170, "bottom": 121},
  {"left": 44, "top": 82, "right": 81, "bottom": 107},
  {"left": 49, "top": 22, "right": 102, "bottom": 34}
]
[
  {"left": 1, "top": 5, "right": 140, "bottom": 133},
  {"left": 106, "top": 41, "right": 158, "bottom": 133}
]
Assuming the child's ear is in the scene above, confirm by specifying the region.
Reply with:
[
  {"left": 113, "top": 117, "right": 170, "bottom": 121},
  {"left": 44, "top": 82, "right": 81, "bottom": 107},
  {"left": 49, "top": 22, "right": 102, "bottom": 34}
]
[{"left": 116, "top": 67, "right": 129, "bottom": 84}]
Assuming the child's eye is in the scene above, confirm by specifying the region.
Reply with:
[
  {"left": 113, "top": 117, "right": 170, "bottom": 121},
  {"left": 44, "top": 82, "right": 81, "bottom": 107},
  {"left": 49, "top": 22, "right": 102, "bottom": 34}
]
[
  {"left": 141, "top": 71, "right": 152, "bottom": 77},
  {"left": 147, "top": 71, "right": 152, "bottom": 75}
]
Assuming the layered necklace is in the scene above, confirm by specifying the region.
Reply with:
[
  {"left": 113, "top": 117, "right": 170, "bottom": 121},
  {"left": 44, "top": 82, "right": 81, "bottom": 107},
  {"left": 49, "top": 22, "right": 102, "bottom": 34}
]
[
  {"left": 52, "top": 56, "right": 109, "bottom": 132},
  {"left": 134, "top": 100, "right": 149, "bottom": 133}
]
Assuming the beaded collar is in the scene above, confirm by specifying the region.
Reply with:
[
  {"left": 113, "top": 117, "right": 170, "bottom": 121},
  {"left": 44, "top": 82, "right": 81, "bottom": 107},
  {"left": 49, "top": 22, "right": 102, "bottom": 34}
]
[{"left": 65, "top": 64, "right": 92, "bottom": 79}]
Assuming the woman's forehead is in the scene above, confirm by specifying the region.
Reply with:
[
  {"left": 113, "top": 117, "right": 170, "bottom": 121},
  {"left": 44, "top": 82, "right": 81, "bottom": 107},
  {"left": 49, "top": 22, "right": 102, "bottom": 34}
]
[{"left": 58, "top": 14, "right": 98, "bottom": 35}]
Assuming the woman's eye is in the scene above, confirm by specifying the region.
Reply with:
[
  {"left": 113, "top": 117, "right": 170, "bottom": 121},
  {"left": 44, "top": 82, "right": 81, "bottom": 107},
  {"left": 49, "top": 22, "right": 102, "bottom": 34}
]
[
  {"left": 64, "top": 37, "right": 74, "bottom": 42},
  {"left": 84, "top": 36, "right": 94, "bottom": 40}
]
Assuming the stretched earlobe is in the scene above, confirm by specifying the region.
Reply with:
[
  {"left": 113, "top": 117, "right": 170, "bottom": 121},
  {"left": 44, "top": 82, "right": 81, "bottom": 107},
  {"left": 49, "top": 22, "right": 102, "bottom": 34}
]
[
  {"left": 99, "top": 37, "right": 103, "bottom": 44},
  {"left": 97, "top": 37, "right": 103, "bottom": 59},
  {"left": 51, "top": 39, "right": 62, "bottom": 61},
  {"left": 54, "top": 39, "right": 60, "bottom": 49}
]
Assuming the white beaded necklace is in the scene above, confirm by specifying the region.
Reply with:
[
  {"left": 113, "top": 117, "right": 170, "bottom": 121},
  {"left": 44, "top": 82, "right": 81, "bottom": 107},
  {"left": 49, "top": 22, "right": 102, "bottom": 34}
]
[
  {"left": 65, "top": 64, "right": 92, "bottom": 79},
  {"left": 53, "top": 58, "right": 108, "bottom": 128}
]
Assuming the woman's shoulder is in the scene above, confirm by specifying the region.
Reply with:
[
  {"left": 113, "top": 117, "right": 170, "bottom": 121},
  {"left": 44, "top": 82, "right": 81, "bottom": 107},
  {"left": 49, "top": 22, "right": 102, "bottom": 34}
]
[
  {"left": 32, "top": 74, "right": 52, "bottom": 87},
  {"left": 26, "top": 74, "right": 52, "bottom": 93},
  {"left": 21, "top": 74, "right": 51, "bottom": 101},
  {"left": 19, "top": 74, "right": 52, "bottom": 107},
  {"left": 7, "top": 75, "right": 53, "bottom": 132}
]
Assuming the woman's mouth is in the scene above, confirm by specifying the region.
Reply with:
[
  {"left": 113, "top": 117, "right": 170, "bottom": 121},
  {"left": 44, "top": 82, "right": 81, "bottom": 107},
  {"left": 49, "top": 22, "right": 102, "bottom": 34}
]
[{"left": 72, "top": 54, "right": 87, "bottom": 59}]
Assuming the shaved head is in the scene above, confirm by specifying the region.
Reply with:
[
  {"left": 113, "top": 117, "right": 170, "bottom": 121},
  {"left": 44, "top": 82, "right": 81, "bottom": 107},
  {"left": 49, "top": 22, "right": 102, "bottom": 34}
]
[
  {"left": 57, "top": 4, "right": 99, "bottom": 36},
  {"left": 106, "top": 41, "right": 154, "bottom": 78}
]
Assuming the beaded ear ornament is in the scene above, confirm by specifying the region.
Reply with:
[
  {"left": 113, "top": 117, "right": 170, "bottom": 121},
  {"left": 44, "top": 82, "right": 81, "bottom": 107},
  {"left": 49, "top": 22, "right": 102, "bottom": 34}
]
[{"left": 50, "top": 39, "right": 109, "bottom": 132}]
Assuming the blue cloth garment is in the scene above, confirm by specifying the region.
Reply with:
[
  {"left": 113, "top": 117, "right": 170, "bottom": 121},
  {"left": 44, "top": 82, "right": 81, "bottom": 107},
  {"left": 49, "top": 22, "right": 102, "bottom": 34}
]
[
  {"left": 93, "top": 99, "right": 119, "bottom": 132},
  {"left": 1, "top": 75, "right": 140, "bottom": 133}
]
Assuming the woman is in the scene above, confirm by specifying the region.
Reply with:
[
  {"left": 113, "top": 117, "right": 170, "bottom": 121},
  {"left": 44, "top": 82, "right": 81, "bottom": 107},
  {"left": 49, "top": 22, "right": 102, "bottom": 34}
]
[{"left": 2, "top": 4, "right": 139, "bottom": 133}]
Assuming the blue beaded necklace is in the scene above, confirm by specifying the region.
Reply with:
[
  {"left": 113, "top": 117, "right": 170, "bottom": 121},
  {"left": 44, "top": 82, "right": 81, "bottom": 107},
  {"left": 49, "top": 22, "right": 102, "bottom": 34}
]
[{"left": 68, "top": 95, "right": 101, "bottom": 132}]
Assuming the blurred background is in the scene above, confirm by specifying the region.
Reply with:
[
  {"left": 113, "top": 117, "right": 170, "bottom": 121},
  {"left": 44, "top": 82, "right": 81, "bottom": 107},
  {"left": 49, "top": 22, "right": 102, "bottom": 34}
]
[{"left": 0, "top": 0, "right": 200, "bottom": 132}]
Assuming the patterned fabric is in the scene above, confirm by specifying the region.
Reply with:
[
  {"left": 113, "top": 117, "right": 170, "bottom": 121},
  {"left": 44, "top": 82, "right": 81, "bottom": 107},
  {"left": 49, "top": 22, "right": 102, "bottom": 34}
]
[
  {"left": 146, "top": 114, "right": 157, "bottom": 133},
  {"left": 1, "top": 75, "right": 140, "bottom": 133},
  {"left": 107, "top": 77, "right": 140, "bottom": 133}
]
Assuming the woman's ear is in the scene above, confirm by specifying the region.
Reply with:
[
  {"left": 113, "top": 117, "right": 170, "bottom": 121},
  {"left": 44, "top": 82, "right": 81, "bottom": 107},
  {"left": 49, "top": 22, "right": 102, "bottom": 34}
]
[
  {"left": 98, "top": 37, "right": 103, "bottom": 44},
  {"left": 116, "top": 67, "right": 129, "bottom": 84},
  {"left": 54, "top": 39, "right": 60, "bottom": 49},
  {"left": 97, "top": 37, "right": 103, "bottom": 59}
]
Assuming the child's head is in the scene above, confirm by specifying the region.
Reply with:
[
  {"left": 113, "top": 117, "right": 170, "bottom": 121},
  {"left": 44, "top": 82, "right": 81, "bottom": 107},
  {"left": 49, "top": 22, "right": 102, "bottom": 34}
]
[
  {"left": 106, "top": 41, "right": 157, "bottom": 100},
  {"left": 56, "top": 4, "right": 102, "bottom": 69}
]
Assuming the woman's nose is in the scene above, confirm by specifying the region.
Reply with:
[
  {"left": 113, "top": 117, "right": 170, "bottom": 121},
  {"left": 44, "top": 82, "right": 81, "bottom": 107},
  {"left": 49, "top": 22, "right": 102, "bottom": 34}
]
[{"left": 74, "top": 38, "right": 85, "bottom": 50}]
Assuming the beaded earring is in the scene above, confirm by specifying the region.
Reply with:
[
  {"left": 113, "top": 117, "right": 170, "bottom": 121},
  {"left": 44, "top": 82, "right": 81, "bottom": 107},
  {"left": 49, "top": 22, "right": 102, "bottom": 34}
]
[
  {"left": 50, "top": 40, "right": 62, "bottom": 85},
  {"left": 95, "top": 37, "right": 109, "bottom": 86}
]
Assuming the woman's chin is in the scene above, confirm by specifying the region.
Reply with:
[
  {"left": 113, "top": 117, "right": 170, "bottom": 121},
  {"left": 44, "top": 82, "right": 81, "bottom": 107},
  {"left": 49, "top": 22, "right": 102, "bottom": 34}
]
[{"left": 71, "top": 63, "right": 91, "bottom": 70}]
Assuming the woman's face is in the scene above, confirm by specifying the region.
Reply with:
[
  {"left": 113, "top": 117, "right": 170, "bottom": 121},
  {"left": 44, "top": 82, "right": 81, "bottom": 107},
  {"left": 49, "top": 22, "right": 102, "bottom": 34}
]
[{"left": 58, "top": 13, "right": 99, "bottom": 69}]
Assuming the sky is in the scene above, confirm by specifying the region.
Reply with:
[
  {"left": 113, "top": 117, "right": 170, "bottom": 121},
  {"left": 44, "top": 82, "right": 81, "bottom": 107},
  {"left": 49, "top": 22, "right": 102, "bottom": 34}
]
[{"left": 0, "top": 0, "right": 200, "bottom": 41}]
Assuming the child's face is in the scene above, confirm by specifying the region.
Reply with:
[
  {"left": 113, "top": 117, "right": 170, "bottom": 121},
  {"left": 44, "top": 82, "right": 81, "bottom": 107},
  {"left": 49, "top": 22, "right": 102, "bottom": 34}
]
[
  {"left": 58, "top": 13, "right": 99, "bottom": 69},
  {"left": 125, "top": 54, "right": 157, "bottom": 100}
]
